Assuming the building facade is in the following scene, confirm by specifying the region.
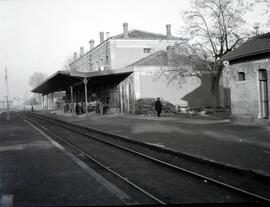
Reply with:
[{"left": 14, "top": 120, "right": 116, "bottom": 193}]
[
  {"left": 69, "top": 23, "right": 185, "bottom": 113},
  {"left": 70, "top": 23, "right": 182, "bottom": 72},
  {"left": 32, "top": 23, "right": 216, "bottom": 115}
]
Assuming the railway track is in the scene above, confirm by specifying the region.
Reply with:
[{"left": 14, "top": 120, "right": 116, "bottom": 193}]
[{"left": 21, "top": 112, "right": 270, "bottom": 204}]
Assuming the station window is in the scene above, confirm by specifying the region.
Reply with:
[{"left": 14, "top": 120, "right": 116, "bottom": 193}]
[
  {"left": 90, "top": 63, "right": 93, "bottom": 71},
  {"left": 96, "top": 61, "right": 99, "bottom": 71},
  {"left": 100, "top": 59, "right": 104, "bottom": 71},
  {"left": 238, "top": 72, "right": 245, "bottom": 81},
  {"left": 143, "top": 48, "right": 151, "bottom": 53},
  {"left": 259, "top": 69, "right": 267, "bottom": 81}
]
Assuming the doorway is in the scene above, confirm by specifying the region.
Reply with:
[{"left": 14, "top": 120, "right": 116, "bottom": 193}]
[{"left": 259, "top": 69, "right": 269, "bottom": 118}]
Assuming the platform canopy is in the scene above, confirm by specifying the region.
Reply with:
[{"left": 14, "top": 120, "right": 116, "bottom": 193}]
[
  {"left": 70, "top": 67, "right": 134, "bottom": 78},
  {"left": 32, "top": 68, "right": 134, "bottom": 95},
  {"left": 31, "top": 71, "right": 82, "bottom": 95}
]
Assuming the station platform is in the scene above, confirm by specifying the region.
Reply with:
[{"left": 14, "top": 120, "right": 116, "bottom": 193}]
[
  {"left": 0, "top": 111, "right": 137, "bottom": 206},
  {"left": 43, "top": 110, "right": 270, "bottom": 178}
]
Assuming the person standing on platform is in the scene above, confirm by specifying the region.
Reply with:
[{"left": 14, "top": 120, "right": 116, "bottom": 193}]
[
  {"left": 75, "top": 103, "right": 79, "bottom": 115},
  {"left": 96, "top": 99, "right": 100, "bottom": 114},
  {"left": 100, "top": 98, "right": 104, "bottom": 115},
  {"left": 80, "top": 101, "right": 84, "bottom": 114},
  {"left": 154, "top": 97, "right": 162, "bottom": 117}
]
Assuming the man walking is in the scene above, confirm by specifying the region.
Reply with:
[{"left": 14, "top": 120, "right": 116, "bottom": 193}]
[{"left": 154, "top": 97, "right": 162, "bottom": 117}]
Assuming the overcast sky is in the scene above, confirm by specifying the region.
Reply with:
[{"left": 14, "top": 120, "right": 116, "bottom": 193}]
[{"left": 0, "top": 0, "right": 267, "bottom": 102}]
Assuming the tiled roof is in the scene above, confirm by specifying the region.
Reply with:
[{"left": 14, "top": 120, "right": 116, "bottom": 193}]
[
  {"left": 110, "top": 29, "right": 183, "bottom": 40},
  {"left": 127, "top": 50, "right": 208, "bottom": 72},
  {"left": 220, "top": 33, "right": 270, "bottom": 61},
  {"left": 127, "top": 51, "right": 168, "bottom": 67}
]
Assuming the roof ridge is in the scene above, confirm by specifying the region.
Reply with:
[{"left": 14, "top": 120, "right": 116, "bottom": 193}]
[
  {"left": 257, "top": 32, "right": 270, "bottom": 38},
  {"left": 131, "top": 29, "right": 167, "bottom": 37},
  {"left": 130, "top": 29, "right": 183, "bottom": 39},
  {"left": 220, "top": 32, "right": 270, "bottom": 61},
  {"left": 109, "top": 29, "right": 136, "bottom": 39},
  {"left": 245, "top": 32, "right": 270, "bottom": 41},
  {"left": 110, "top": 29, "right": 181, "bottom": 40}
]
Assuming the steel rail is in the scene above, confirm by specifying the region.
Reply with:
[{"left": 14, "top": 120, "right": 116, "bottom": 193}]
[
  {"left": 24, "top": 112, "right": 270, "bottom": 203},
  {"left": 21, "top": 113, "right": 166, "bottom": 205}
]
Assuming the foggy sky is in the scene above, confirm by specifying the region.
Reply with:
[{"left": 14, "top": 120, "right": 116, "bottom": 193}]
[{"left": 0, "top": 0, "right": 267, "bottom": 102}]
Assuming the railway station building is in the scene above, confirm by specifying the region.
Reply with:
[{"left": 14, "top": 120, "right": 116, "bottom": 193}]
[
  {"left": 32, "top": 23, "right": 215, "bottom": 114},
  {"left": 221, "top": 33, "right": 270, "bottom": 123}
]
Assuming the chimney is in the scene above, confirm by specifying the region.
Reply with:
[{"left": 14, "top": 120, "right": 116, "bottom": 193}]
[
  {"left": 166, "top": 24, "right": 172, "bottom": 38},
  {"left": 73, "top": 52, "right": 77, "bottom": 61},
  {"left": 89, "top": 39, "right": 95, "bottom": 50},
  {"left": 123, "top": 23, "right": 128, "bottom": 38},
  {"left": 100, "top": 32, "right": 104, "bottom": 43},
  {"left": 80, "top": 47, "right": 84, "bottom": 57},
  {"left": 106, "top": 32, "right": 110, "bottom": 39}
]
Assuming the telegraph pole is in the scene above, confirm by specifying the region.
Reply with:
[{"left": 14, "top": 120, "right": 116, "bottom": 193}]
[
  {"left": 254, "top": 22, "right": 259, "bottom": 36},
  {"left": 5, "top": 66, "right": 10, "bottom": 120}
]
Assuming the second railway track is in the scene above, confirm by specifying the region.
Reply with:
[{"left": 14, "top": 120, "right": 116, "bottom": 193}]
[{"left": 21, "top": 111, "right": 270, "bottom": 204}]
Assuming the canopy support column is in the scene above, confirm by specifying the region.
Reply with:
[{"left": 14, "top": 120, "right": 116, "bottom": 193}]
[
  {"left": 46, "top": 95, "right": 49, "bottom": 110},
  {"left": 70, "top": 86, "right": 74, "bottom": 117},
  {"left": 34, "top": 93, "right": 36, "bottom": 110},
  {"left": 42, "top": 95, "right": 44, "bottom": 111},
  {"left": 83, "top": 77, "right": 88, "bottom": 118},
  {"left": 51, "top": 93, "right": 54, "bottom": 110}
]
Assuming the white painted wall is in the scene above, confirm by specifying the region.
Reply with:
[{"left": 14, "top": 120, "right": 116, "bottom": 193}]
[{"left": 134, "top": 66, "right": 215, "bottom": 107}]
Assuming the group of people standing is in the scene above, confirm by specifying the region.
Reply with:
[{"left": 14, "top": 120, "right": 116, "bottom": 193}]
[
  {"left": 75, "top": 102, "right": 86, "bottom": 115},
  {"left": 73, "top": 98, "right": 105, "bottom": 115},
  {"left": 64, "top": 97, "right": 162, "bottom": 117},
  {"left": 94, "top": 98, "right": 105, "bottom": 115}
]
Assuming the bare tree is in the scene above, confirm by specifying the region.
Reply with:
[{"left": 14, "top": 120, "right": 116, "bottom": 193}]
[
  {"left": 181, "top": 0, "right": 254, "bottom": 105},
  {"left": 153, "top": 43, "right": 202, "bottom": 88},
  {"left": 255, "top": 0, "right": 270, "bottom": 26},
  {"left": 62, "top": 55, "right": 74, "bottom": 71},
  {"left": 29, "top": 72, "right": 47, "bottom": 88},
  {"left": 29, "top": 72, "right": 47, "bottom": 105}
]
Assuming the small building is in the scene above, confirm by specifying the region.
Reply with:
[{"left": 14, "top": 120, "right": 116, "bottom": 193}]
[{"left": 221, "top": 33, "right": 270, "bottom": 123}]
